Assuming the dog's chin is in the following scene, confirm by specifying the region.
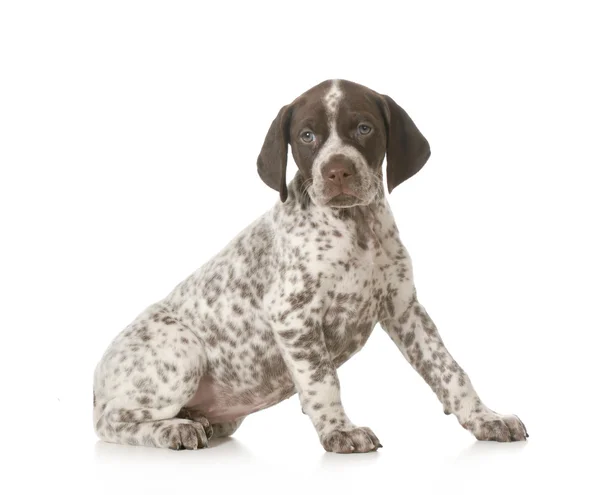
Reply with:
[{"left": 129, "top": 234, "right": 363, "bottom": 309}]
[
  {"left": 308, "top": 184, "right": 379, "bottom": 208},
  {"left": 326, "top": 193, "right": 365, "bottom": 208}
]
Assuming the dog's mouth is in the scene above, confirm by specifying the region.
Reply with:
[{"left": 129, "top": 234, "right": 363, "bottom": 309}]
[
  {"left": 311, "top": 174, "right": 380, "bottom": 208},
  {"left": 326, "top": 192, "right": 362, "bottom": 207}
]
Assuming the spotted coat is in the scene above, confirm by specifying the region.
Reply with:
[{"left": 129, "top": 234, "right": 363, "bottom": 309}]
[{"left": 93, "top": 80, "right": 527, "bottom": 452}]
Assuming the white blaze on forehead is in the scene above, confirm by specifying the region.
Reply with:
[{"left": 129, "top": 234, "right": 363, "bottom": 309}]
[
  {"left": 316, "top": 79, "right": 352, "bottom": 166},
  {"left": 323, "top": 79, "right": 343, "bottom": 120},
  {"left": 320, "top": 80, "right": 344, "bottom": 153}
]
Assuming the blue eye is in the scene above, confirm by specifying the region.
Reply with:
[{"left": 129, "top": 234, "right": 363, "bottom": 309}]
[
  {"left": 300, "top": 130, "right": 315, "bottom": 143},
  {"left": 358, "top": 124, "right": 372, "bottom": 135}
]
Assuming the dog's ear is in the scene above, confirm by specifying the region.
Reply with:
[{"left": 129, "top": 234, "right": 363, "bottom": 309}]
[
  {"left": 378, "top": 94, "right": 431, "bottom": 194},
  {"left": 257, "top": 104, "right": 293, "bottom": 202}
]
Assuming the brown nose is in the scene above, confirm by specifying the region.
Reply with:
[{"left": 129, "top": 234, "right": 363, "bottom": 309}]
[{"left": 322, "top": 158, "right": 355, "bottom": 184}]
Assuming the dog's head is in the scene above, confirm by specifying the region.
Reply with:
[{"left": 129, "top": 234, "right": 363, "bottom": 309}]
[{"left": 257, "top": 79, "right": 430, "bottom": 207}]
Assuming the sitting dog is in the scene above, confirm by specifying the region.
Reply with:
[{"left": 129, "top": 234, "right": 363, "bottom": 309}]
[{"left": 93, "top": 79, "right": 528, "bottom": 452}]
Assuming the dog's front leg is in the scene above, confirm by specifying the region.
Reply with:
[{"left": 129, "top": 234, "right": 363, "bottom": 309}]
[
  {"left": 380, "top": 293, "right": 528, "bottom": 442},
  {"left": 271, "top": 317, "right": 381, "bottom": 453}
]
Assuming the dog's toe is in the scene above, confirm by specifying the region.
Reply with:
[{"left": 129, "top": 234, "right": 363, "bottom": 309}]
[
  {"left": 465, "top": 412, "right": 528, "bottom": 442},
  {"left": 321, "top": 426, "right": 382, "bottom": 453}
]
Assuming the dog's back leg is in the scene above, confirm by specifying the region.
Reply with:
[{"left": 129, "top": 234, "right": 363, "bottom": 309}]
[{"left": 93, "top": 308, "right": 211, "bottom": 449}]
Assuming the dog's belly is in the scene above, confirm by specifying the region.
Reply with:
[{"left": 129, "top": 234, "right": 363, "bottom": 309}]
[{"left": 184, "top": 374, "right": 296, "bottom": 423}]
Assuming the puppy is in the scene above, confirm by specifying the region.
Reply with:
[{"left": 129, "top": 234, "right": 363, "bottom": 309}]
[{"left": 93, "top": 79, "right": 527, "bottom": 452}]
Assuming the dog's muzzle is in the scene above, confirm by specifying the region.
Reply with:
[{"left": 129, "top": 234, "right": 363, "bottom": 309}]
[{"left": 321, "top": 155, "right": 361, "bottom": 204}]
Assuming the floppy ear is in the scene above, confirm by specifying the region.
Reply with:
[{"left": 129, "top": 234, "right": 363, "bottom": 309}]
[
  {"left": 379, "top": 95, "right": 431, "bottom": 194},
  {"left": 257, "top": 104, "right": 293, "bottom": 202}
]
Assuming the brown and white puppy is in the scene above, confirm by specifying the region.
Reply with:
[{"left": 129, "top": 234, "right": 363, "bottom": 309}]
[{"left": 93, "top": 80, "right": 527, "bottom": 453}]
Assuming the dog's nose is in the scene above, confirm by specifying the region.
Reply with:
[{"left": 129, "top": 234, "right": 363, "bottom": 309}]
[{"left": 322, "top": 158, "right": 355, "bottom": 184}]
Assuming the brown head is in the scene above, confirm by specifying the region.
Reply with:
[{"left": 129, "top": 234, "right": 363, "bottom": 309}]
[{"left": 257, "top": 79, "right": 431, "bottom": 207}]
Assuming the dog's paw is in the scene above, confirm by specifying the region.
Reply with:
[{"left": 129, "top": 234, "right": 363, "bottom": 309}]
[
  {"left": 158, "top": 420, "right": 211, "bottom": 450},
  {"left": 462, "top": 412, "right": 528, "bottom": 442},
  {"left": 176, "top": 408, "right": 214, "bottom": 440},
  {"left": 321, "top": 427, "right": 382, "bottom": 453}
]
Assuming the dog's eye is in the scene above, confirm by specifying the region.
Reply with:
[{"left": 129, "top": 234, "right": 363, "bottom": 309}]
[
  {"left": 358, "top": 124, "right": 372, "bottom": 135},
  {"left": 300, "top": 130, "right": 315, "bottom": 143}
]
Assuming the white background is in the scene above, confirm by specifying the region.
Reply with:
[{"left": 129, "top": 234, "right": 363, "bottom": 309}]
[{"left": 1, "top": 1, "right": 599, "bottom": 494}]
